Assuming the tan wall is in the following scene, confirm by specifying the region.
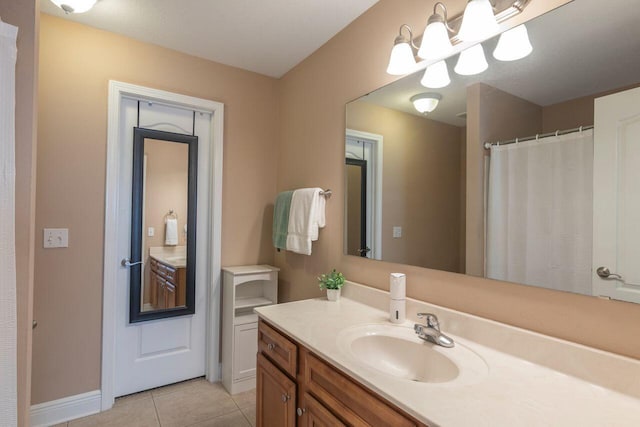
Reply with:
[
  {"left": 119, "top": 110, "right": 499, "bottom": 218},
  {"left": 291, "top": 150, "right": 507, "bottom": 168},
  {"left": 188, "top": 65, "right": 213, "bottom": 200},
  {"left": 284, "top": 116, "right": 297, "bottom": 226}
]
[
  {"left": 465, "top": 83, "right": 543, "bottom": 276},
  {"left": 0, "top": 1, "right": 39, "bottom": 425},
  {"left": 33, "top": 14, "right": 279, "bottom": 404},
  {"left": 275, "top": 0, "right": 640, "bottom": 362},
  {"left": 346, "top": 101, "right": 462, "bottom": 272}
]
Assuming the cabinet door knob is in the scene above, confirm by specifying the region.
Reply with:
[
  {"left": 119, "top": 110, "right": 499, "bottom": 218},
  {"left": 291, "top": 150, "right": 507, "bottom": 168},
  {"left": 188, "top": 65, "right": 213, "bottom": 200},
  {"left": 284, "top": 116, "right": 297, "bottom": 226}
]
[
  {"left": 297, "top": 408, "right": 306, "bottom": 416},
  {"left": 281, "top": 394, "right": 290, "bottom": 402}
]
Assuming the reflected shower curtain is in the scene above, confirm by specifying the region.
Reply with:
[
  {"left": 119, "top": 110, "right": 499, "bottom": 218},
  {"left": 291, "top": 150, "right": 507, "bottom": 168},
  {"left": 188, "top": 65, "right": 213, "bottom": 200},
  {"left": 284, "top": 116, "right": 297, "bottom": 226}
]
[
  {"left": 486, "top": 129, "right": 593, "bottom": 295},
  {"left": 0, "top": 19, "right": 18, "bottom": 425}
]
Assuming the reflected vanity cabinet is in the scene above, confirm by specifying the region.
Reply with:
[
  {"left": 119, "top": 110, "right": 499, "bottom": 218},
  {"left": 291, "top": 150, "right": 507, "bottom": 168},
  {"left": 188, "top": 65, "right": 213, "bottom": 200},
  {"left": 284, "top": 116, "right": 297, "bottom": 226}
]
[
  {"left": 221, "top": 265, "right": 279, "bottom": 395},
  {"left": 256, "top": 319, "right": 428, "bottom": 427},
  {"left": 150, "top": 257, "right": 186, "bottom": 309}
]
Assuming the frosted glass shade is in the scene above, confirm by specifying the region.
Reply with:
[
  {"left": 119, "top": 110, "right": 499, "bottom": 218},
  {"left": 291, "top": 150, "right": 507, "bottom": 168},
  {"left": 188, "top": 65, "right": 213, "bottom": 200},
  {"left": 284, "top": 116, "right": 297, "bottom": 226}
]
[
  {"left": 421, "top": 61, "right": 451, "bottom": 89},
  {"left": 493, "top": 25, "right": 533, "bottom": 61},
  {"left": 454, "top": 44, "right": 488, "bottom": 75},
  {"left": 458, "top": 0, "right": 499, "bottom": 43},
  {"left": 410, "top": 93, "right": 442, "bottom": 114},
  {"left": 418, "top": 20, "right": 453, "bottom": 60},
  {"left": 387, "top": 41, "right": 417, "bottom": 75},
  {"left": 50, "top": 0, "right": 97, "bottom": 13}
]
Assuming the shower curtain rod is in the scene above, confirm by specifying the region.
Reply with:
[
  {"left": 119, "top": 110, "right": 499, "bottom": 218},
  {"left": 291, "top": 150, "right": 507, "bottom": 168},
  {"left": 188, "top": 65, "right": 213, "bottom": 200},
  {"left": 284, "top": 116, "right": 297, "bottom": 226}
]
[{"left": 483, "top": 125, "right": 594, "bottom": 150}]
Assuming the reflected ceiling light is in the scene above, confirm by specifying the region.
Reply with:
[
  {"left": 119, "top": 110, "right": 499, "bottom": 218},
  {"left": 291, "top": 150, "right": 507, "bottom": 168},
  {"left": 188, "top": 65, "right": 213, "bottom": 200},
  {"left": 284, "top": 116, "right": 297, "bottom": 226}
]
[
  {"left": 454, "top": 44, "right": 488, "bottom": 75},
  {"left": 493, "top": 24, "right": 533, "bottom": 61},
  {"left": 410, "top": 93, "right": 442, "bottom": 114},
  {"left": 458, "top": 0, "right": 500, "bottom": 43},
  {"left": 420, "top": 60, "right": 451, "bottom": 89},
  {"left": 50, "top": 0, "right": 97, "bottom": 13},
  {"left": 386, "top": 25, "right": 418, "bottom": 75},
  {"left": 418, "top": 2, "right": 454, "bottom": 60}
]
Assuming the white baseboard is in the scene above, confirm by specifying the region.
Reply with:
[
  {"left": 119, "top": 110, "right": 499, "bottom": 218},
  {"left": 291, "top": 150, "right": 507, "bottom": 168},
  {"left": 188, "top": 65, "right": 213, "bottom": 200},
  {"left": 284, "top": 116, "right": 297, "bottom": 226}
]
[{"left": 30, "top": 390, "right": 101, "bottom": 427}]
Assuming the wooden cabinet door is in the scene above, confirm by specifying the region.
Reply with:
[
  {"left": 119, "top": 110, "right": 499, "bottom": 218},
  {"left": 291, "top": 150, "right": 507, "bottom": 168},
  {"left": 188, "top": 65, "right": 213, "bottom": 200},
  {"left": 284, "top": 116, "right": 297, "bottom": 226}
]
[
  {"left": 299, "top": 392, "right": 346, "bottom": 427},
  {"left": 257, "top": 353, "right": 296, "bottom": 427}
]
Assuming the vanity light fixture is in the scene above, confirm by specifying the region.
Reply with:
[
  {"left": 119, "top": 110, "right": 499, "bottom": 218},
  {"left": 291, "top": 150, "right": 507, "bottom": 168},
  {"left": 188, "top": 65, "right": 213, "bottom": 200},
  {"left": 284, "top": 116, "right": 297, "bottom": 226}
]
[
  {"left": 387, "top": 25, "right": 418, "bottom": 75},
  {"left": 458, "top": 0, "right": 500, "bottom": 43},
  {"left": 385, "top": 0, "right": 532, "bottom": 76},
  {"left": 421, "top": 60, "right": 451, "bottom": 88},
  {"left": 410, "top": 93, "right": 442, "bottom": 114},
  {"left": 454, "top": 44, "right": 489, "bottom": 75},
  {"left": 50, "top": 0, "right": 97, "bottom": 14},
  {"left": 493, "top": 24, "right": 533, "bottom": 61},
  {"left": 418, "top": 2, "right": 454, "bottom": 60}
]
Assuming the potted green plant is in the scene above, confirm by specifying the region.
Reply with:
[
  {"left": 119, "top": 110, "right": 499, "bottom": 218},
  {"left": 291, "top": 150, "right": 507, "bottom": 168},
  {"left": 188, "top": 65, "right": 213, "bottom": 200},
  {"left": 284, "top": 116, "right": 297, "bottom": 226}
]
[{"left": 317, "top": 269, "right": 345, "bottom": 301}]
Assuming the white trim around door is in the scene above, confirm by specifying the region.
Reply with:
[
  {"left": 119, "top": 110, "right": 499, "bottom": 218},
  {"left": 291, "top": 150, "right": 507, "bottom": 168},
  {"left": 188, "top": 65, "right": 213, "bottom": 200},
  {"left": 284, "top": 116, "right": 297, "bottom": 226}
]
[
  {"left": 102, "top": 81, "right": 224, "bottom": 410},
  {"left": 345, "top": 129, "right": 383, "bottom": 260}
]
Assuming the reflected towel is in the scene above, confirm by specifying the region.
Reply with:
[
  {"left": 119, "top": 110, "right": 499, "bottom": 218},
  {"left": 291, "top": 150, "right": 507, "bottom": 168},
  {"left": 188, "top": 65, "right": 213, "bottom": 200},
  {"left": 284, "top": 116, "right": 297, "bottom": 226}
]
[
  {"left": 286, "top": 188, "right": 326, "bottom": 255},
  {"left": 273, "top": 191, "right": 293, "bottom": 250},
  {"left": 165, "top": 218, "right": 178, "bottom": 246}
]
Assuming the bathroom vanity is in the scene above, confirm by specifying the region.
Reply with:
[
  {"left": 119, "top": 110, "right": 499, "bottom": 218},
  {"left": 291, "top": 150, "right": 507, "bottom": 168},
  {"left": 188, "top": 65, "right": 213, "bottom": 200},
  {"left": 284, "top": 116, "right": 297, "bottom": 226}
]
[
  {"left": 149, "top": 256, "right": 186, "bottom": 309},
  {"left": 255, "top": 282, "right": 640, "bottom": 426}
]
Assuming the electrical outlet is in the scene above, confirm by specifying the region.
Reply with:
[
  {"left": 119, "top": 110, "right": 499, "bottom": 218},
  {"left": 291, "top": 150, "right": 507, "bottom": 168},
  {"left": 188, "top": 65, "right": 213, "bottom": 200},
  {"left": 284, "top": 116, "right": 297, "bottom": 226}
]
[
  {"left": 148, "top": 227, "right": 155, "bottom": 237},
  {"left": 393, "top": 226, "right": 402, "bottom": 238},
  {"left": 43, "top": 228, "right": 69, "bottom": 248}
]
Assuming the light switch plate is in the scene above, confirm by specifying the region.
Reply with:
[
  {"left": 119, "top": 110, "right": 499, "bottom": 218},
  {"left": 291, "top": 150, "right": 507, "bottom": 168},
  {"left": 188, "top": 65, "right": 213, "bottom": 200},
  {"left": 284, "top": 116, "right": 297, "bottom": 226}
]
[
  {"left": 43, "top": 228, "right": 69, "bottom": 248},
  {"left": 393, "top": 226, "right": 402, "bottom": 238},
  {"left": 148, "top": 227, "right": 155, "bottom": 237}
]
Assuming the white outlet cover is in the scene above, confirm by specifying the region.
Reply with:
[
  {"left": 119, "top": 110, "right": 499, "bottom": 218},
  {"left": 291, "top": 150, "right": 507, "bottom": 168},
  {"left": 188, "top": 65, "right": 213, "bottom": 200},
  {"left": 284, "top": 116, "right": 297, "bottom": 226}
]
[
  {"left": 393, "top": 226, "right": 402, "bottom": 238},
  {"left": 148, "top": 227, "right": 155, "bottom": 237}
]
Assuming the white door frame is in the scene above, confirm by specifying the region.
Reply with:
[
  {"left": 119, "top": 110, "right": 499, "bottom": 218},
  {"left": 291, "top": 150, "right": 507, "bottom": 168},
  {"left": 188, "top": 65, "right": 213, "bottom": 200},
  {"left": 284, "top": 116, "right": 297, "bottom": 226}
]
[
  {"left": 345, "top": 129, "right": 383, "bottom": 260},
  {"left": 101, "top": 81, "right": 223, "bottom": 410}
]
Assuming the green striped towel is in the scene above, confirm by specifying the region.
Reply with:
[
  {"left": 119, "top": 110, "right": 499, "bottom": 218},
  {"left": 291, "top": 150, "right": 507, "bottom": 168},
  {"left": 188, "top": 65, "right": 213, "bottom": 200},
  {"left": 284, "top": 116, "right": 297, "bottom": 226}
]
[{"left": 273, "top": 191, "right": 293, "bottom": 250}]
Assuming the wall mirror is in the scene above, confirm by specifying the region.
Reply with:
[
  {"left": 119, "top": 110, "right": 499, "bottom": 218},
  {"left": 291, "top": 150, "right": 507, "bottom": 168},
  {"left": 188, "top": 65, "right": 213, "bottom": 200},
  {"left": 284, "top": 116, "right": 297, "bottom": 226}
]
[
  {"left": 130, "top": 127, "right": 198, "bottom": 322},
  {"left": 345, "top": 0, "right": 640, "bottom": 303}
]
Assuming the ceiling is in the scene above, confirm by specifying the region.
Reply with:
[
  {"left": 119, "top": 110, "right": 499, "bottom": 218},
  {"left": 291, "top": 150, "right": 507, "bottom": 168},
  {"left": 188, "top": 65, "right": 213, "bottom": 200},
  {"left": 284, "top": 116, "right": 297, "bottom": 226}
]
[
  {"left": 40, "top": 0, "right": 379, "bottom": 78},
  {"left": 357, "top": 0, "right": 640, "bottom": 127}
]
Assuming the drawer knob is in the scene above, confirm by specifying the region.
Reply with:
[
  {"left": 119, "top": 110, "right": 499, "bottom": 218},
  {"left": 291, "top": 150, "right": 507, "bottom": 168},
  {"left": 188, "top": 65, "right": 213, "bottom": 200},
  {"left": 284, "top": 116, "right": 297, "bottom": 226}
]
[
  {"left": 267, "top": 343, "right": 276, "bottom": 351},
  {"left": 296, "top": 408, "right": 306, "bottom": 416},
  {"left": 281, "top": 394, "right": 290, "bottom": 402}
]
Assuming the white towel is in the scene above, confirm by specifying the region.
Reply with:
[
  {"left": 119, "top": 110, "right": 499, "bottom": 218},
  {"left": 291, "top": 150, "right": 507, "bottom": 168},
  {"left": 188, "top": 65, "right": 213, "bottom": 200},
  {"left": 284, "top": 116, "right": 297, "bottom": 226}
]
[
  {"left": 165, "top": 218, "right": 178, "bottom": 246},
  {"left": 286, "top": 188, "right": 326, "bottom": 255}
]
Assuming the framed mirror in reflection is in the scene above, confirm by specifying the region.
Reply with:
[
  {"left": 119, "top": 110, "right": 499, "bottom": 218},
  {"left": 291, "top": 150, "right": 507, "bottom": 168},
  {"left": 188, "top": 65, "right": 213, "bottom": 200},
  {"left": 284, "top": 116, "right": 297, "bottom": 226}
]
[
  {"left": 345, "top": 0, "right": 640, "bottom": 303},
  {"left": 130, "top": 128, "right": 198, "bottom": 323}
]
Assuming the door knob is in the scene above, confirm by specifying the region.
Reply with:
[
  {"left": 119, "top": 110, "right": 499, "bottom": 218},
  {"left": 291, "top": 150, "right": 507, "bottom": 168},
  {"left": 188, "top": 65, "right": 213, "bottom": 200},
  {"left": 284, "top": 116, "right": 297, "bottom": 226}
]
[
  {"left": 596, "top": 266, "right": 623, "bottom": 280},
  {"left": 121, "top": 258, "right": 143, "bottom": 268}
]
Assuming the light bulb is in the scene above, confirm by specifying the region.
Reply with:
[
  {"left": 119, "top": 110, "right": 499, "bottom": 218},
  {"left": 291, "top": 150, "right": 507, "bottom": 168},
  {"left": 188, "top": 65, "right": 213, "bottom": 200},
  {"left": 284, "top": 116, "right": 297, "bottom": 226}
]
[
  {"left": 418, "top": 16, "right": 453, "bottom": 60},
  {"left": 493, "top": 25, "right": 533, "bottom": 61},
  {"left": 421, "top": 61, "right": 451, "bottom": 89},
  {"left": 386, "top": 40, "right": 417, "bottom": 75},
  {"left": 454, "top": 44, "right": 488, "bottom": 76},
  {"left": 458, "top": 0, "right": 499, "bottom": 43}
]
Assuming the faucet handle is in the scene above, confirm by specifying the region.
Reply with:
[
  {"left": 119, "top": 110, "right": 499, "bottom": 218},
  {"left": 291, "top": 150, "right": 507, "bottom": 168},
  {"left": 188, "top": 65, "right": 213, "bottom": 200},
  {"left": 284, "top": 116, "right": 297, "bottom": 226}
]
[{"left": 417, "top": 313, "right": 440, "bottom": 330}]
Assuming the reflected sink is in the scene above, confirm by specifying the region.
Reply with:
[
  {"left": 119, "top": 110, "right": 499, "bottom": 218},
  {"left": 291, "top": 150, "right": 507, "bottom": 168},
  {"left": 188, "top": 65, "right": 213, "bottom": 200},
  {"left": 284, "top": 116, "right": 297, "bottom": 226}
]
[{"left": 337, "top": 324, "right": 488, "bottom": 385}]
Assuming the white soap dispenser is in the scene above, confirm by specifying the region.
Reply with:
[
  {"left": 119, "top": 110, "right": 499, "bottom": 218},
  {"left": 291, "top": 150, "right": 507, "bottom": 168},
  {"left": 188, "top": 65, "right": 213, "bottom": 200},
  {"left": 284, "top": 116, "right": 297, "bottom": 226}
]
[{"left": 389, "top": 273, "right": 406, "bottom": 324}]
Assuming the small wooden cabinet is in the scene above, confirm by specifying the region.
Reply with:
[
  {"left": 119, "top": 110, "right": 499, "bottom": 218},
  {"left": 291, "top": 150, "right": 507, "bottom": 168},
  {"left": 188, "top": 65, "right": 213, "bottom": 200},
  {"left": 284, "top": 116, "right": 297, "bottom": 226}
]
[
  {"left": 150, "top": 257, "right": 186, "bottom": 309},
  {"left": 256, "top": 319, "right": 428, "bottom": 427},
  {"left": 222, "top": 265, "right": 279, "bottom": 395}
]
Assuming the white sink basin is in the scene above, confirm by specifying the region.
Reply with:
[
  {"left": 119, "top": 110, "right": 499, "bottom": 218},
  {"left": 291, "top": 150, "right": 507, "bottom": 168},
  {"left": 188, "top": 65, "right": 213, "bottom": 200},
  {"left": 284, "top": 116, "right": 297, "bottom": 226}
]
[{"left": 337, "top": 324, "right": 488, "bottom": 385}]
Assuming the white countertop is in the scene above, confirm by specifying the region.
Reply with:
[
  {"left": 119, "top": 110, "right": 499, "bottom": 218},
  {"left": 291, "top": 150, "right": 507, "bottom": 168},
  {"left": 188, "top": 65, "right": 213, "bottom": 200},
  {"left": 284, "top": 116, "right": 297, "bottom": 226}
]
[
  {"left": 255, "top": 290, "right": 640, "bottom": 426},
  {"left": 149, "top": 246, "right": 186, "bottom": 269}
]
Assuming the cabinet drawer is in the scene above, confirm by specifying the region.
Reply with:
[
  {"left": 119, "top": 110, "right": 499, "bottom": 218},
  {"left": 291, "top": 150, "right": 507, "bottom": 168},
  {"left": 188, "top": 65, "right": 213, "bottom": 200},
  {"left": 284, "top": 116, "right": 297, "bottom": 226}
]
[
  {"left": 258, "top": 320, "right": 297, "bottom": 378},
  {"left": 163, "top": 265, "right": 177, "bottom": 283},
  {"left": 304, "top": 351, "right": 418, "bottom": 427}
]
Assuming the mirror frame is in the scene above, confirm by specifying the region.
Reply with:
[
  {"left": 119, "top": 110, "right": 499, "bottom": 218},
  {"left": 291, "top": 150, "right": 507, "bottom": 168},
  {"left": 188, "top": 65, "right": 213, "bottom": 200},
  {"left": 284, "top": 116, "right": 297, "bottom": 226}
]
[{"left": 129, "top": 127, "right": 198, "bottom": 323}]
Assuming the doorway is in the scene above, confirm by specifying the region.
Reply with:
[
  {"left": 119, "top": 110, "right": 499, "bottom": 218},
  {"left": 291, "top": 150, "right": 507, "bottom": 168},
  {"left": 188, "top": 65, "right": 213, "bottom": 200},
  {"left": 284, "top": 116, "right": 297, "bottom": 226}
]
[{"left": 102, "top": 81, "right": 224, "bottom": 410}]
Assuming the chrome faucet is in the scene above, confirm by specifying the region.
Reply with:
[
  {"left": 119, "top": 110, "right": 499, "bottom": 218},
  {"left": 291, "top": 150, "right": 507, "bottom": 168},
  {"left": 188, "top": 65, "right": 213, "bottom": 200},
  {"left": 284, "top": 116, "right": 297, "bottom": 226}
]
[{"left": 414, "top": 313, "right": 454, "bottom": 348}]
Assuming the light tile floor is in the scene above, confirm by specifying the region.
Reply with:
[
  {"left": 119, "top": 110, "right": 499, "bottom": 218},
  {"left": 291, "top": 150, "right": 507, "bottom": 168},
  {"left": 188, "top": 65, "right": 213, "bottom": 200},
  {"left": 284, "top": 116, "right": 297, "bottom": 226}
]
[{"left": 53, "top": 378, "right": 256, "bottom": 427}]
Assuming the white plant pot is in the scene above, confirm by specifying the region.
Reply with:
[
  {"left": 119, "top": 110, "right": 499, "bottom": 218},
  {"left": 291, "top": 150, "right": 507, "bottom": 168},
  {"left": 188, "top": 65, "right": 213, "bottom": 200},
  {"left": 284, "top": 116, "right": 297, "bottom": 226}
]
[{"left": 326, "top": 288, "right": 341, "bottom": 301}]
